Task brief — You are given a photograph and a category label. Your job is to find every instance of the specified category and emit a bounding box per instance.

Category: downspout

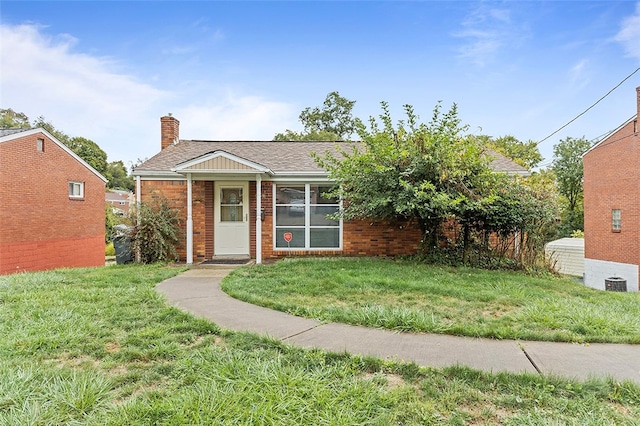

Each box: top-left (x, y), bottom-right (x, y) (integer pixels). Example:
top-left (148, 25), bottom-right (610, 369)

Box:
top-left (256, 175), bottom-right (262, 264)
top-left (186, 173), bottom-right (193, 264)
top-left (135, 176), bottom-right (141, 263)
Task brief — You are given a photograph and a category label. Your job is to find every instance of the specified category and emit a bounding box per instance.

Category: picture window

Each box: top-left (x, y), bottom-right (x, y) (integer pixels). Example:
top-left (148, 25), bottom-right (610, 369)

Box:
top-left (274, 183), bottom-right (341, 250)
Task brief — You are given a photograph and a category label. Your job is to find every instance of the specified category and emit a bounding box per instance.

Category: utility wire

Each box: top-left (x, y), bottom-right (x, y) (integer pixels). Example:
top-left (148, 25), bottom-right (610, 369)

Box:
top-left (536, 67), bottom-right (640, 146)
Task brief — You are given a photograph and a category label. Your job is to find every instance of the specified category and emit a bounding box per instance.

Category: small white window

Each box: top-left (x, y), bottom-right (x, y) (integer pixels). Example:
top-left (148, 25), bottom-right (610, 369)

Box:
top-left (612, 209), bottom-right (621, 232)
top-left (37, 138), bottom-right (44, 152)
top-left (69, 181), bottom-right (84, 198)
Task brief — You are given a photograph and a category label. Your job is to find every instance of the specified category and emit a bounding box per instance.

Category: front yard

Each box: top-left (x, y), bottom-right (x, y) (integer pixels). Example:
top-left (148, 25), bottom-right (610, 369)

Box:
top-left (222, 258), bottom-right (640, 344)
top-left (1, 264), bottom-right (639, 424)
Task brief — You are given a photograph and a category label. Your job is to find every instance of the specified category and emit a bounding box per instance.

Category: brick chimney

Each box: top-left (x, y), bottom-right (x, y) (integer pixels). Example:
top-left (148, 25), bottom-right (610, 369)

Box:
top-left (160, 114), bottom-right (180, 150)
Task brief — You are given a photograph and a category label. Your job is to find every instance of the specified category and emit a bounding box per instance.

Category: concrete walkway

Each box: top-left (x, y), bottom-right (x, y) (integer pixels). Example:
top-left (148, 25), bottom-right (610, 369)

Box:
top-left (156, 267), bottom-right (640, 384)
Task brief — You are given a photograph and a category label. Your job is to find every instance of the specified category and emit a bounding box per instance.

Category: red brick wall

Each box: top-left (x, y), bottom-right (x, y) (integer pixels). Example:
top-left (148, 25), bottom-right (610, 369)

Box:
top-left (0, 132), bottom-right (106, 274)
top-left (142, 179), bottom-right (426, 261)
top-left (583, 117), bottom-right (639, 269)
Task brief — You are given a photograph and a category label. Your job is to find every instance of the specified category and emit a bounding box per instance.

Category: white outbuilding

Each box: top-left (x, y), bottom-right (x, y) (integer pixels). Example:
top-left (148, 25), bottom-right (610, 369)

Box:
top-left (545, 238), bottom-right (585, 277)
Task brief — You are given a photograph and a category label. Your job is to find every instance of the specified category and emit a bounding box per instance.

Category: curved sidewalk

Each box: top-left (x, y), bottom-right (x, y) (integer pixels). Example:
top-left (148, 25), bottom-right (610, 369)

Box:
top-left (156, 267), bottom-right (640, 384)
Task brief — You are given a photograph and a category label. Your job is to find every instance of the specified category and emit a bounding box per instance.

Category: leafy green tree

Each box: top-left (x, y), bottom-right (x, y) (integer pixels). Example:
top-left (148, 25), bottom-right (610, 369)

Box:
top-left (67, 136), bottom-right (108, 176)
top-left (315, 101), bottom-right (491, 252)
top-left (105, 161), bottom-right (135, 191)
top-left (0, 108), bottom-right (30, 128)
top-left (552, 136), bottom-right (592, 234)
top-left (274, 91), bottom-right (361, 141)
top-left (32, 115), bottom-right (71, 145)
top-left (472, 135), bottom-right (542, 169)
top-left (488, 135), bottom-right (543, 169)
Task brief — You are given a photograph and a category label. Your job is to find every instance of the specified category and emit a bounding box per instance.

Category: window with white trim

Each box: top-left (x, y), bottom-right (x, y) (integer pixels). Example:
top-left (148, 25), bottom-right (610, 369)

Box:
top-left (612, 209), bottom-right (621, 232)
top-left (69, 181), bottom-right (84, 198)
top-left (274, 184), bottom-right (341, 249)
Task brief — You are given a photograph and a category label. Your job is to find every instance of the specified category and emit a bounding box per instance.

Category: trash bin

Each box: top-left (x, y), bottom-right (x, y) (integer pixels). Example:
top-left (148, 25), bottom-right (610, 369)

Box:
top-left (113, 225), bottom-right (134, 264)
top-left (605, 277), bottom-right (627, 292)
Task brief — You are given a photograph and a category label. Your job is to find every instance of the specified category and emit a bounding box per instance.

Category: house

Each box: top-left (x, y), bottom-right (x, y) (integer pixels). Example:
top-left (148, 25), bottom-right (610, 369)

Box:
top-left (132, 115), bottom-right (529, 264)
top-left (583, 86), bottom-right (640, 292)
top-left (0, 128), bottom-right (107, 274)
top-left (106, 189), bottom-right (134, 215)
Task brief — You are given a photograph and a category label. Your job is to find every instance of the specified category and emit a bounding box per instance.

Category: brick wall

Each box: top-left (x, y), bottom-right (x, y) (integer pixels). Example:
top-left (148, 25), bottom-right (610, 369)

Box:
top-left (583, 87), bottom-right (640, 288)
top-left (143, 179), bottom-right (426, 261)
top-left (0, 132), bottom-right (106, 274)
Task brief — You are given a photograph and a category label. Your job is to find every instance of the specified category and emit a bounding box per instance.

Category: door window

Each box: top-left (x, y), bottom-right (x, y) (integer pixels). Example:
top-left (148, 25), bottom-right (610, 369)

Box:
top-left (220, 187), bottom-right (243, 222)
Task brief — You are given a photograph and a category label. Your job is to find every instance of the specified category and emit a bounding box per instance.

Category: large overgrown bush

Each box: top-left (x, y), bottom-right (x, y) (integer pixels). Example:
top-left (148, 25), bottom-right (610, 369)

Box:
top-left (128, 197), bottom-right (182, 264)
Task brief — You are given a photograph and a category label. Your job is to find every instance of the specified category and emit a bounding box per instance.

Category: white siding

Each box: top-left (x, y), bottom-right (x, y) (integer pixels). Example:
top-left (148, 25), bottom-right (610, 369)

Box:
top-left (545, 238), bottom-right (584, 277)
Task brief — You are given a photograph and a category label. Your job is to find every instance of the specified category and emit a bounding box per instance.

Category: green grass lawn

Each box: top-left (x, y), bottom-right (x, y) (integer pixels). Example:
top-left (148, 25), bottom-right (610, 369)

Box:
top-left (1, 264), bottom-right (639, 424)
top-left (222, 258), bottom-right (640, 344)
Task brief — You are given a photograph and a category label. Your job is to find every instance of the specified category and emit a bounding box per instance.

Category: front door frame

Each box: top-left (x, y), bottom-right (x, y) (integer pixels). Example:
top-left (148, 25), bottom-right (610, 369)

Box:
top-left (214, 181), bottom-right (250, 256)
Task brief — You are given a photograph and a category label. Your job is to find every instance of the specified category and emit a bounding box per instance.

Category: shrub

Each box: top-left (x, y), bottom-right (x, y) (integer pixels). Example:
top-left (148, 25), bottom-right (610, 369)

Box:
top-left (128, 197), bottom-right (182, 264)
top-left (105, 242), bottom-right (115, 256)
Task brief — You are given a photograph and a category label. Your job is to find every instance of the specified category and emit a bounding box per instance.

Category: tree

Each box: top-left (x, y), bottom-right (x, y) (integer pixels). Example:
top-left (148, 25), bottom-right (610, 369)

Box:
top-left (552, 136), bottom-right (592, 234)
top-left (274, 91), bottom-right (361, 141)
top-left (67, 136), bottom-right (108, 176)
top-left (472, 134), bottom-right (542, 169)
top-left (0, 108), bottom-right (30, 128)
top-left (105, 161), bottom-right (135, 191)
top-left (32, 115), bottom-right (71, 145)
top-left (488, 135), bottom-right (543, 169)
top-left (315, 101), bottom-right (492, 252)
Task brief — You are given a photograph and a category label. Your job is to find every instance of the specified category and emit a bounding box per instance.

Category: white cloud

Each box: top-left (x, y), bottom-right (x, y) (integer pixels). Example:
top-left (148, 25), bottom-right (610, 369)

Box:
top-left (615, 2), bottom-right (640, 60)
top-left (0, 23), bottom-right (297, 166)
top-left (453, 4), bottom-right (527, 67)
top-left (0, 23), bottom-right (166, 162)
top-left (176, 93), bottom-right (295, 141)
top-left (568, 59), bottom-right (591, 89)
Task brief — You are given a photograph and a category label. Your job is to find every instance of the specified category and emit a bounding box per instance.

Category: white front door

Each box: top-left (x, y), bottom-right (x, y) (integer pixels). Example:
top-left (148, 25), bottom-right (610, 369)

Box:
top-left (214, 182), bottom-right (250, 256)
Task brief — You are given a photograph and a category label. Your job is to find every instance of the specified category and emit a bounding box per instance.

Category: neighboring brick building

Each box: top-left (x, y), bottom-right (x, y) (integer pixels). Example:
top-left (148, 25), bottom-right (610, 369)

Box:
top-left (106, 189), bottom-right (134, 215)
top-left (133, 115), bottom-right (528, 264)
top-left (583, 86), bottom-right (640, 291)
top-left (0, 128), bottom-right (107, 274)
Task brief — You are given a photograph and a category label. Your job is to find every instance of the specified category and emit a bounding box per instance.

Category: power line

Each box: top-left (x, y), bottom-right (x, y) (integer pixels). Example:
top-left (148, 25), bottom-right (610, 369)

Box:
top-left (536, 67), bottom-right (640, 146)
top-left (536, 126), bottom-right (628, 169)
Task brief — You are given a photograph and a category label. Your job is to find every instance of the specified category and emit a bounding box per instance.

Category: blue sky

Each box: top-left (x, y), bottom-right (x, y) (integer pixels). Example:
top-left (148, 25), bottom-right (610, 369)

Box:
top-left (2, 1), bottom-right (640, 169)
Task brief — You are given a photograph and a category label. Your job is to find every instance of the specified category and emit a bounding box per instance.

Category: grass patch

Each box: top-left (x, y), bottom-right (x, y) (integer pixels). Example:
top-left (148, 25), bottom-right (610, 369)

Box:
top-left (222, 258), bottom-right (640, 343)
top-left (1, 264), bottom-right (639, 424)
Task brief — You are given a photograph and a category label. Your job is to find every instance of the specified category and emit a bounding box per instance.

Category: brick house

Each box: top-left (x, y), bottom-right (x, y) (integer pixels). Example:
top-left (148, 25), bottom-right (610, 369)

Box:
top-left (583, 86), bottom-right (640, 292)
top-left (133, 115), bottom-right (528, 264)
top-left (106, 189), bottom-right (134, 215)
top-left (0, 128), bottom-right (107, 274)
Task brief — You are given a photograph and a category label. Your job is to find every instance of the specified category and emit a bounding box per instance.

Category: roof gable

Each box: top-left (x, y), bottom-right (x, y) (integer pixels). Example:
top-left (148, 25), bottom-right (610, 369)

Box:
top-left (173, 150), bottom-right (272, 174)
top-left (0, 128), bottom-right (108, 183)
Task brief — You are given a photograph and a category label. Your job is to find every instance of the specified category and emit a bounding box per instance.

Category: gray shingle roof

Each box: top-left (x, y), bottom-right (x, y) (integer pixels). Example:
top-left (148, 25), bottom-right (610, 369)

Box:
top-left (0, 128), bottom-right (32, 138)
top-left (135, 140), bottom-right (529, 175)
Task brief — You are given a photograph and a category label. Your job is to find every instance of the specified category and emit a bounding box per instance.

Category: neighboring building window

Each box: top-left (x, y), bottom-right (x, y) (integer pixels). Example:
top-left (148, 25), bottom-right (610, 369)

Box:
top-left (612, 209), bottom-right (621, 232)
top-left (69, 181), bottom-right (84, 198)
top-left (37, 138), bottom-right (44, 152)
top-left (274, 184), bottom-right (341, 249)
